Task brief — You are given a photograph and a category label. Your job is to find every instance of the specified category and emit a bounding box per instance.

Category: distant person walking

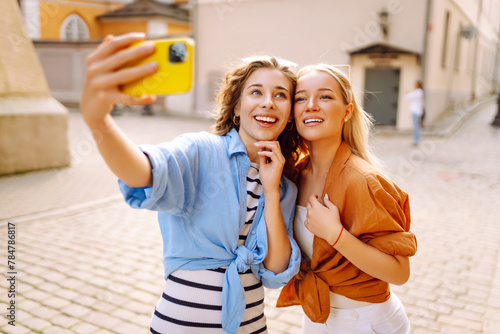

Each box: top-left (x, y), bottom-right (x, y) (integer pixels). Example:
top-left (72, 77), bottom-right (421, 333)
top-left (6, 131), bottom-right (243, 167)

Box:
top-left (405, 81), bottom-right (424, 145)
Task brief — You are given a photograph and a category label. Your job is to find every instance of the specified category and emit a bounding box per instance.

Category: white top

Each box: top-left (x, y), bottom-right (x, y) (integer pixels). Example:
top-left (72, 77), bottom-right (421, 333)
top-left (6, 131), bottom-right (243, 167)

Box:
top-left (405, 88), bottom-right (424, 116)
top-left (294, 205), bottom-right (314, 260)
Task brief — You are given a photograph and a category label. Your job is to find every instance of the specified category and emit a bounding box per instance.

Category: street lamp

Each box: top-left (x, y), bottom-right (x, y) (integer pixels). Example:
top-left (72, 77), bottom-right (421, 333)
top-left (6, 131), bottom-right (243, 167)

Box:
top-left (460, 25), bottom-right (477, 39)
top-left (378, 8), bottom-right (389, 39)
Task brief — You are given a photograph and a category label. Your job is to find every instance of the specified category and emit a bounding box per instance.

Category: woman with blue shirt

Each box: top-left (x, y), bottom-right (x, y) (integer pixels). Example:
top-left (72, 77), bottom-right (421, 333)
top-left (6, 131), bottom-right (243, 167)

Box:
top-left (80, 33), bottom-right (301, 334)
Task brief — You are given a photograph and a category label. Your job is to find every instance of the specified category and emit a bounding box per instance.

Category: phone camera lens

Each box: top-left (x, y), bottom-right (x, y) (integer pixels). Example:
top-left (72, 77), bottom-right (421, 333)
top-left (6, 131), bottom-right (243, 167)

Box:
top-left (169, 42), bottom-right (187, 63)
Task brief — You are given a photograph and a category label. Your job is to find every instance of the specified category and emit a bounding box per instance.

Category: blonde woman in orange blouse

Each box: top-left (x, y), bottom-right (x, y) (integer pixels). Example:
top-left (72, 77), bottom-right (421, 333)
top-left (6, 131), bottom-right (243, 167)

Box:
top-left (277, 65), bottom-right (417, 334)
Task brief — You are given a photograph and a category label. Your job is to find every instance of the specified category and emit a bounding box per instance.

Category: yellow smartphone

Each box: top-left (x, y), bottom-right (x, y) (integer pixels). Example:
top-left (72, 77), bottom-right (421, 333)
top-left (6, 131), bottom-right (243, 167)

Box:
top-left (121, 37), bottom-right (194, 96)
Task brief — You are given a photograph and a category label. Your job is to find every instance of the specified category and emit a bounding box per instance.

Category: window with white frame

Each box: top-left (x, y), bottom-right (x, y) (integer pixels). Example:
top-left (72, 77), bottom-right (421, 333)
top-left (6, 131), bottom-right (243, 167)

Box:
top-left (441, 11), bottom-right (450, 68)
top-left (60, 13), bottom-right (89, 41)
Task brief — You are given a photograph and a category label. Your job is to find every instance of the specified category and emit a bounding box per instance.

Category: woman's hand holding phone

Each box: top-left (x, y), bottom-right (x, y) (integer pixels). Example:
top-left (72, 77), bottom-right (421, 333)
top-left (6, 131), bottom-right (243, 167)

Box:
top-left (80, 33), bottom-right (159, 128)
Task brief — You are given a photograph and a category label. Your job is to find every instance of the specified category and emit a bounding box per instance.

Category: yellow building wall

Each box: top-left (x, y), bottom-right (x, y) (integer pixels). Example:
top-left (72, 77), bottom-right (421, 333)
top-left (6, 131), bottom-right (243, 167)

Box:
top-left (100, 20), bottom-right (191, 37)
top-left (100, 20), bottom-right (148, 37)
top-left (39, 0), bottom-right (123, 39)
top-left (38, 0), bottom-right (190, 40)
top-left (168, 21), bottom-right (191, 34)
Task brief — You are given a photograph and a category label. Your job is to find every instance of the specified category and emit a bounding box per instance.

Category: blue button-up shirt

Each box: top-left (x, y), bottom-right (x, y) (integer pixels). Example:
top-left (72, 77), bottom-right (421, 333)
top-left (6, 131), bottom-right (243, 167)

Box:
top-left (119, 129), bottom-right (300, 334)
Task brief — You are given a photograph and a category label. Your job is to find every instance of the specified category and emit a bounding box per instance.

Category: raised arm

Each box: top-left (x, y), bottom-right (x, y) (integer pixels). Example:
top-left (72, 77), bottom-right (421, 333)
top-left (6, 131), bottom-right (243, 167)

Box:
top-left (306, 194), bottom-right (411, 285)
top-left (80, 33), bottom-right (159, 187)
top-left (255, 141), bottom-right (292, 274)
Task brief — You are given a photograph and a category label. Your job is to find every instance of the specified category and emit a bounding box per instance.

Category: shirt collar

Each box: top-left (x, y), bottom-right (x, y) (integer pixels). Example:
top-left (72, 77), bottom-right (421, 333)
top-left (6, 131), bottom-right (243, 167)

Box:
top-left (296, 141), bottom-right (352, 172)
top-left (296, 141), bottom-right (352, 189)
top-left (331, 141), bottom-right (352, 169)
top-left (226, 128), bottom-right (248, 157)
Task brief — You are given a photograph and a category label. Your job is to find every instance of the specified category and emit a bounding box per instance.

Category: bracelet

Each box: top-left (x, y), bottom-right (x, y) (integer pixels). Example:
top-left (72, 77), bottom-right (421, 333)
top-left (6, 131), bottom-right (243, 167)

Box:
top-left (331, 226), bottom-right (344, 248)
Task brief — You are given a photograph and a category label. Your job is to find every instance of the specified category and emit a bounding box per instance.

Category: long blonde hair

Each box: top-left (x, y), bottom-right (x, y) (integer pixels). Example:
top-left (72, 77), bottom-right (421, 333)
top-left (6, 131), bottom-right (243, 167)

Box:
top-left (211, 56), bottom-right (300, 180)
top-left (297, 64), bottom-right (379, 168)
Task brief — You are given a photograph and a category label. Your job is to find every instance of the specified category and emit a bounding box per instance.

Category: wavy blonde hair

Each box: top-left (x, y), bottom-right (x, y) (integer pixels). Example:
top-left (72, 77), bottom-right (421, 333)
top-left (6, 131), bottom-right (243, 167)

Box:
top-left (296, 64), bottom-right (379, 168)
top-left (211, 56), bottom-right (300, 180)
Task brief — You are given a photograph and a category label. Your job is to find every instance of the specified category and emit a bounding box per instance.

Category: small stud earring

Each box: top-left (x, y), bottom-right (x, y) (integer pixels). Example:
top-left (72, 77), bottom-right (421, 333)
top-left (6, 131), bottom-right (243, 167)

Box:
top-left (344, 118), bottom-right (348, 122)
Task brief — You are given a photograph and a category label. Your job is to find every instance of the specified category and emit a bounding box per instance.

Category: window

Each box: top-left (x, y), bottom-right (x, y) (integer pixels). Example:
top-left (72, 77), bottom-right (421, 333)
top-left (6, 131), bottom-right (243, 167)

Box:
top-left (441, 11), bottom-right (450, 68)
top-left (455, 23), bottom-right (462, 72)
top-left (482, 47), bottom-right (495, 80)
top-left (60, 14), bottom-right (89, 41)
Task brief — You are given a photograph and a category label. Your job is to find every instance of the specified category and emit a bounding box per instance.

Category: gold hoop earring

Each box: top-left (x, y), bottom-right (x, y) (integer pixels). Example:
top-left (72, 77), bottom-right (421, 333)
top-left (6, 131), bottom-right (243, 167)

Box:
top-left (286, 121), bottom-right (293, 131)
top-left (233, 115), bottom-right (240, 126)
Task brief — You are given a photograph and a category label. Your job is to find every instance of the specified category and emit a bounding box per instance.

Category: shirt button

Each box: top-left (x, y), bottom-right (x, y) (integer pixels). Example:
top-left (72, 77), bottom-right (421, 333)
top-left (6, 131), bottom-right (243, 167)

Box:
top-left (350, 311), bottom-right (359, 320)
top-left (251, 231), bottom-right (255, 235)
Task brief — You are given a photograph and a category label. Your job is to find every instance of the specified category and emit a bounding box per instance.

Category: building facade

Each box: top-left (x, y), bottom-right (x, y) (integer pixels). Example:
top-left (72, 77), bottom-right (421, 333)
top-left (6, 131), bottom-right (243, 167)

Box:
top-left (16, 0), bottom-right (500, 123)
top-left (19, 0), bottom-right (190, 40)
top-left (18, 0), bottom-right (192, 105)
top-left (192, 0), bottom-right (500, 130)
top-left (20, 0), bottom-right (126, 40)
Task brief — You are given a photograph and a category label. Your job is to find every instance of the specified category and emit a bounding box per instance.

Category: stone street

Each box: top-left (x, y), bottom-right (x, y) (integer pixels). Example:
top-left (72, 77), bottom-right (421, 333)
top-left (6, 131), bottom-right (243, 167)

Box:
top-left (1, 99), bottom-right (499, 333)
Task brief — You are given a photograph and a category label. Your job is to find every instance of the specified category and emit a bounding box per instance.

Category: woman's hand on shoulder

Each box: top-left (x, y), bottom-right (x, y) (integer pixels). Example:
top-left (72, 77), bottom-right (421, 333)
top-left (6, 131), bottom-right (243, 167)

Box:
top-left (305, 194), bottom-right (343, 245)
top-left (80, 33), bottom-right (158, 128)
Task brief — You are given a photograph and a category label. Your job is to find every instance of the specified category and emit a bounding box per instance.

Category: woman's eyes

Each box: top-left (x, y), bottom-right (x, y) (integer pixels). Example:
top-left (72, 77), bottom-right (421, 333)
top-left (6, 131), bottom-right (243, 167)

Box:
top-left (319, 95), bottom-right (333, 100)
top-left (294, 95), bottom-right (333, 102)
top-left (250, 90), bottom-right (288, 99)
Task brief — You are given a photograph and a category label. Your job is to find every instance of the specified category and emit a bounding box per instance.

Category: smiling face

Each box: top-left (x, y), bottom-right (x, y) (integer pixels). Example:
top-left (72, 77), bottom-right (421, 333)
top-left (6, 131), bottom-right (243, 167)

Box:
top-left (234, 68), bottom-right (293, 146)
top-left (294, 70), bottom-right (353, 144)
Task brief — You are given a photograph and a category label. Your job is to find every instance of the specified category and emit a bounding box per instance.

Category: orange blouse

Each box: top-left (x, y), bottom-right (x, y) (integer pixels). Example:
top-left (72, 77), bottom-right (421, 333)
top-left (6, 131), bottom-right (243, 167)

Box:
top-left (276, 142), bottom-right (417, 323)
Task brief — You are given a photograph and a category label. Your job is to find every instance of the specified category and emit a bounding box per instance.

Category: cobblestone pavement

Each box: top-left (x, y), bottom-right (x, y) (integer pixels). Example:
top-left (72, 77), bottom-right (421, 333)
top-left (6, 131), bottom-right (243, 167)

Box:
top-left (1, 100), bottom-right (499, 334)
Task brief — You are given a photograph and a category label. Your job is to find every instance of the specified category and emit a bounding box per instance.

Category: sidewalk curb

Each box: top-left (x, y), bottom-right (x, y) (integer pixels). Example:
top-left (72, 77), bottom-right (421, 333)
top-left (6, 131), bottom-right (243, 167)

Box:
top-left (373, 94), bottom-right (497, 138)
top-left (429, 94), bottom-right (498, 137)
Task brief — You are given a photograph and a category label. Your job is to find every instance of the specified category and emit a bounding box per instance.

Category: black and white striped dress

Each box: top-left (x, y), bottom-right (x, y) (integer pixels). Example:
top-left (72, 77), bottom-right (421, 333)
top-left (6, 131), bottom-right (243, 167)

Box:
top-left (150, 163), bottom-right (267, 334)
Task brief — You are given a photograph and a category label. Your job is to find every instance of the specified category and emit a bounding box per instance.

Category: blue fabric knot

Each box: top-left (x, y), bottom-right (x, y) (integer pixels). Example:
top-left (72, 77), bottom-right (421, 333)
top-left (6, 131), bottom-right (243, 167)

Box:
top-left (234, 245), bottom-right (254, 272)
top-left (221, 245), bottom-right (258, 334)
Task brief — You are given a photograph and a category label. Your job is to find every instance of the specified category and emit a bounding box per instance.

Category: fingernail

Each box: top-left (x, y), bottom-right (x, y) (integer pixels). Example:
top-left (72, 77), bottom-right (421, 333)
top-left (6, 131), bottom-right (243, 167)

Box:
top-left (315, 195), bottom-right (318, 199)
top-left (325, 194), bottom-right (329, 200)
top-left (147, 61), bottom-right (158, 69)
top-left (143, 42), bottom-right (155, 51)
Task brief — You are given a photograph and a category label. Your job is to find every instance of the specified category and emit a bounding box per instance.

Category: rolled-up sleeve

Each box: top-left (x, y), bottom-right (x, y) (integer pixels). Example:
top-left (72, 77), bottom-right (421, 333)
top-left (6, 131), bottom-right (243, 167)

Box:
top-left (366, 187), bottom-right (417, 257)
top-left (259, 240), bottom-right (301, 288)
top-left (347, 174), bottom-right (417, 257)
top-left (259, 179), bottom-right (301, 288)
top-left (118, 135), bottom-right (200, 216)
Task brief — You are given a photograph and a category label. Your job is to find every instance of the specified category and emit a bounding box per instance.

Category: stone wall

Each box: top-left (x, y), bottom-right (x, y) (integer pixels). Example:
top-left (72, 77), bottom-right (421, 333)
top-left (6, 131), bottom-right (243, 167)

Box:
top-left (0, 0), bottom-right (69, 175)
